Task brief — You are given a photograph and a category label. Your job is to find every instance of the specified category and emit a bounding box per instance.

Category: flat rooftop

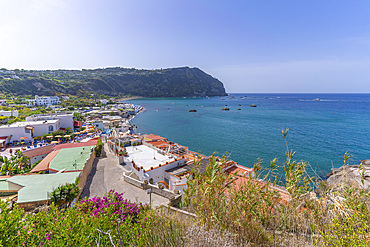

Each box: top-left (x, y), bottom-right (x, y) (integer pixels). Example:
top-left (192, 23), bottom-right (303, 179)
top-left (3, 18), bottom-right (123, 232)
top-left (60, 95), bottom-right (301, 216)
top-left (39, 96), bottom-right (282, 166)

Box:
top-left (125, 145), bottom-right (174, 170)
top-left (49, 146), bottom-right (94, 171)
top-left (0, 180), bottom-right (9, 190)
top-left (7, 172), bottom-right (80, 203)
top-left (0, 119), bottom-right (59, 128)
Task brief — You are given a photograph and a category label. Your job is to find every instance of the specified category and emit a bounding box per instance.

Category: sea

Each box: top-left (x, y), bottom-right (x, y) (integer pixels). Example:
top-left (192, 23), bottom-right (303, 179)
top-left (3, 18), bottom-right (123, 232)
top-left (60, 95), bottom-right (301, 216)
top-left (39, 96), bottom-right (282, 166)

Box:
top-left (128, 93), bottom-right (370, 178)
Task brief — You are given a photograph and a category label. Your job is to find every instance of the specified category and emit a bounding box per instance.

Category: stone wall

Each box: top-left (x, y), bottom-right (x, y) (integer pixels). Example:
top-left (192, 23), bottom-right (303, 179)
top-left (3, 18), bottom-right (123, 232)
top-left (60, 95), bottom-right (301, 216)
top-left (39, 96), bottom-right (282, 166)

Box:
top-left (18, 199), bottom-right (49, 211)
top-left (77, 147), bottom-right (96, 198)
top-left (123, 174), bottom-right (179, 199)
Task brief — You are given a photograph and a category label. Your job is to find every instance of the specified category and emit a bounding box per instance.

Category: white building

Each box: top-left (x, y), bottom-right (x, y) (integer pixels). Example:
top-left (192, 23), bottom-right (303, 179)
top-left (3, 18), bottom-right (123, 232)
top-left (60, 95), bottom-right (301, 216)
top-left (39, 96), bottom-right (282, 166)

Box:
top-left (25, 112), bottom-right (74, 129)
top-left (91, 120), bottom-right (105, 130)
top-left (0, 110), bottom-right (18, 117)
top-left (26, 95), bottom-right (61, 106)
top-left (0, 120), bottom-right (60, 142)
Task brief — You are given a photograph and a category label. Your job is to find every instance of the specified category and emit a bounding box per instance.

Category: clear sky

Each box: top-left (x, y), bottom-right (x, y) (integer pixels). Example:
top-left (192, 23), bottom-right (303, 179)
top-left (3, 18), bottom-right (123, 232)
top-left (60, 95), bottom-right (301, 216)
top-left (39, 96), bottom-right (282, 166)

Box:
top-left (1, 0), bottom-right (370, 93)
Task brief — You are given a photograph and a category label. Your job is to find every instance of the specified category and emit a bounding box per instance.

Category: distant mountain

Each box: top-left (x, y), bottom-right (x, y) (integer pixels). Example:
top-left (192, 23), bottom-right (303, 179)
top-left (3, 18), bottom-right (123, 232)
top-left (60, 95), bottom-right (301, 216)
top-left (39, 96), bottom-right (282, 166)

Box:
top-left (0, 67), bottom-right (228, 97)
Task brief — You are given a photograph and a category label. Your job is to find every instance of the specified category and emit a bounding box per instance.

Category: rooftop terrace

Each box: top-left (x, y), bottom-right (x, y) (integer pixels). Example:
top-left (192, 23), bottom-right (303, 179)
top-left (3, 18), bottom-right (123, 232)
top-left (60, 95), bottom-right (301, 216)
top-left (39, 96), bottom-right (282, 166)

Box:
top-left (125, 145), bottom-right (174, 170)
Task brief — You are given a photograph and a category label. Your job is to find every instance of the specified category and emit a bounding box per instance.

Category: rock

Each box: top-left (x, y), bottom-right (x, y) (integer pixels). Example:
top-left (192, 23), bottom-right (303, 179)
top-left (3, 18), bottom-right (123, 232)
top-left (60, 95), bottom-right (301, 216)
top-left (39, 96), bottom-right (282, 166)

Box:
top-left (326, 164), bottom-right (370, 191)
top-left (250, 104), bottom-right (257, 107)
top-left (238, 108), bottom-right (241, 110)
top-left (189, 109), bottom-right (197, 112)
top-left (361, 159), bottom-right (370, 165)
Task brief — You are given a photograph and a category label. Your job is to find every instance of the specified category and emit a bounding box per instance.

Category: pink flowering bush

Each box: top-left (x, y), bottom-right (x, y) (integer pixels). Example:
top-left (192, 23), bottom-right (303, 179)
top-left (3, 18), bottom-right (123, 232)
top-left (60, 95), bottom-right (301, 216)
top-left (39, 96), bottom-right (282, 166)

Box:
top-left (5, 190), bottom-right (147, 246)
top-left (77, 190), bottom-right (141, 221)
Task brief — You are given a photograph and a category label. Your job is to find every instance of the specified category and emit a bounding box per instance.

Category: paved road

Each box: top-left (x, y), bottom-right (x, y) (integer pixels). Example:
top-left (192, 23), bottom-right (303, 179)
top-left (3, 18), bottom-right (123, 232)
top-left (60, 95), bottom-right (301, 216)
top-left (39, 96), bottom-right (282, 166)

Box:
top-left (81, 144), bottom-right (169, 207)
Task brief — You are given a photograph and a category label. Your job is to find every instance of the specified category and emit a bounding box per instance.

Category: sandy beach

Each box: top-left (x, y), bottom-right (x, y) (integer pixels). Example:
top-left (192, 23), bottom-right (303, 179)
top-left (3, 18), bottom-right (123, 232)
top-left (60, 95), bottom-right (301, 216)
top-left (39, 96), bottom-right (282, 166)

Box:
top-left (118, 96), bottom-right (144, 102)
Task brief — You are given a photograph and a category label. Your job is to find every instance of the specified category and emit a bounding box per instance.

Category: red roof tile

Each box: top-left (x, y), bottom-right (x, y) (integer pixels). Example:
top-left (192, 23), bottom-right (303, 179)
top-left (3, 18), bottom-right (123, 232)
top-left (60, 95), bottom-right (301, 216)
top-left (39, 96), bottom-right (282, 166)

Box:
top-left (22, 145), bottom-right (55, 158)
top-left (53, 138), bottom-right (99, 151)
top-left (30, 150), bottom-right (60, 173)
top-left (144, 134), bottom-right (167, 141)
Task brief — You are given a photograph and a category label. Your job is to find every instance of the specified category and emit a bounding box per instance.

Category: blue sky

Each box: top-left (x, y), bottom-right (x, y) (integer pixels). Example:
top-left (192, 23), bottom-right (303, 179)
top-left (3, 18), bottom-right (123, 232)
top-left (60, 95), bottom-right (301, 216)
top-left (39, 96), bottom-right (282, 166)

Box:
top-left (1, 0), bottom-right (370, 93)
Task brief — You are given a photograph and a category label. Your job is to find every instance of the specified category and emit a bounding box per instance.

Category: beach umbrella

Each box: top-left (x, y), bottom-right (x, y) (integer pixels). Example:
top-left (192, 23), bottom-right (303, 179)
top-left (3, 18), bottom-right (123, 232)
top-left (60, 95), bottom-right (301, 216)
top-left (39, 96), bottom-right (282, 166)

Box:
top-left (64, 135), bottom-right (71, 138)
top-left (87, 133), bottom-right (94, 136)
top-left (46, 136), bottom-right (53, 138)
top-left (75, 132), bottom-right (80, 134)
top-left (55, 135), bottom-right (62, 138)
top-left (51, 141), bottom-right (59, 144)
top-left (20, 137), bottom-right (28, 140)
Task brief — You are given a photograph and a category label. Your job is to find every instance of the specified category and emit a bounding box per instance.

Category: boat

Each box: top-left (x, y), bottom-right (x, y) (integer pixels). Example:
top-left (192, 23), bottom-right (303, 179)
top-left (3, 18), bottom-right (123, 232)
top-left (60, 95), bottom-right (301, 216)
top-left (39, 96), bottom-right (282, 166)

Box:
top-left (221, 98), bottom-right (225, 100)
top-left (313, 98), bottom-right (320, 101)
top-left (241, 97), bottom-right (246, 100)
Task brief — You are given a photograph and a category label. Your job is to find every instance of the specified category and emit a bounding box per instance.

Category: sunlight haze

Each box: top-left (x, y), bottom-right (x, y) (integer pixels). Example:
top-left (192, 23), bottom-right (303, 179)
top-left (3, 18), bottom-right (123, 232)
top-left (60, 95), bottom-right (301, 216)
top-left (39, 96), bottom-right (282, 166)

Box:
top-left (1, 0), bottom-right (370, 93)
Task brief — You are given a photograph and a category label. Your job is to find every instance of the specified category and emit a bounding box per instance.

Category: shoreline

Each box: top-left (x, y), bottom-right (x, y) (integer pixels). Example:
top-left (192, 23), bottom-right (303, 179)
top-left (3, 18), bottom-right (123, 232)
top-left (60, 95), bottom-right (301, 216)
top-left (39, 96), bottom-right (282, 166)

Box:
top-left (118, 96), bottom-right (144, 101)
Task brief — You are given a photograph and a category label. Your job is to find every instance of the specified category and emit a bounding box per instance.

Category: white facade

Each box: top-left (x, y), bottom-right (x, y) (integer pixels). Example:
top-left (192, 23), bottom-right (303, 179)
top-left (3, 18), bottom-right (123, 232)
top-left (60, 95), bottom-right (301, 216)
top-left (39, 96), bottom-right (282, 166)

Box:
top-left (25, 113), bottom-right (73, 129)
top-left (91, 121), bottom-right (105, 130)
top-left (26, 95), bottom-right (61, 106)
top-left (0, 110), bottom-right (18, 117)
top-left (0, 120), bottom-right (60, 142)
top-left (121, 145), bottom-right (186, 185)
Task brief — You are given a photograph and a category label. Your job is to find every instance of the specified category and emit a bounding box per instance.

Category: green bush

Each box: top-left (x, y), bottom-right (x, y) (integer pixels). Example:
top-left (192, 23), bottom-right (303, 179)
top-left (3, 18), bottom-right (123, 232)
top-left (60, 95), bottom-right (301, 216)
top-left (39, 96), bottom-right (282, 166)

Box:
top-left (95, 138), bottom-right (103, 157)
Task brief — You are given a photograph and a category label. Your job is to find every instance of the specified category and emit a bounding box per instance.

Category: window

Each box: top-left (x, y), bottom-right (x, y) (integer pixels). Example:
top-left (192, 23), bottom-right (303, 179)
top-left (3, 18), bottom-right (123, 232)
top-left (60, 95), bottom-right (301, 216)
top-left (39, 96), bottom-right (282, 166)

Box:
top-left (49, 125), bottom-right (53, 132)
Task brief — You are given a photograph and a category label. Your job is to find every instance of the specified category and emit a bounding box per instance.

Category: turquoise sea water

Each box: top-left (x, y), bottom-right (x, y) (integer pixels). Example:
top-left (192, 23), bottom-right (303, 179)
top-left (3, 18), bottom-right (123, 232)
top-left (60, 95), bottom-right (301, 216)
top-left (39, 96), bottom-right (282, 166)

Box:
top-left (129, 94), bottom-right (370, 177)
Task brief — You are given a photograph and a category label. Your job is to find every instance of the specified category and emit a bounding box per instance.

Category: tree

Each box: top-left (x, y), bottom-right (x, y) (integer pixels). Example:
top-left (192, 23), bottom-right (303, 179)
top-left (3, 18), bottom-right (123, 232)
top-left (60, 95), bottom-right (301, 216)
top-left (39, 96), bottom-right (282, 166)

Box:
top-left (50, 181), bottom-right (80, 209)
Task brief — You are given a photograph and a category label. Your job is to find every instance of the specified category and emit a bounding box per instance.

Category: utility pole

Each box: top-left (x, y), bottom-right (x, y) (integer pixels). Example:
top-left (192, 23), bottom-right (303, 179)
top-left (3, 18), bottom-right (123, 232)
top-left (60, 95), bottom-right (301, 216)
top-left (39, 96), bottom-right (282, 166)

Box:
top-left (146, 189), bottom-right (152, 209)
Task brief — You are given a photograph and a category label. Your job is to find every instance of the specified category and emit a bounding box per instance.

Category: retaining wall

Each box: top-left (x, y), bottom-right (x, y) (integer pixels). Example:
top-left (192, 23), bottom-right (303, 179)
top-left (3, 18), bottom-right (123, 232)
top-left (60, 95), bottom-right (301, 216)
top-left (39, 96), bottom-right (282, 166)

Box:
top-left (123, 174), bottom-right (179, 199)
top-left (77, 147), bottom-right (97, 198)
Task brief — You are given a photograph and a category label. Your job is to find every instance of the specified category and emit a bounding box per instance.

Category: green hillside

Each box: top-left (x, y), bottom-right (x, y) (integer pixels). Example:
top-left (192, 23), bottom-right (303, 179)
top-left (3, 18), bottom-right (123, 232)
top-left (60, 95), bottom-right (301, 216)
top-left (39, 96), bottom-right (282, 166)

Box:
top-left (0, 67), bottom-right (228, 97)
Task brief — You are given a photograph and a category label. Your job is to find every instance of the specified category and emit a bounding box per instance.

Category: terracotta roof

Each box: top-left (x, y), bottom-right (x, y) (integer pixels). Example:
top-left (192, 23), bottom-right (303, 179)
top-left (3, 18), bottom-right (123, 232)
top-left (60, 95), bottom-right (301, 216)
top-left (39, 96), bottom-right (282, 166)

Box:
top-left (147, 140), bottom-right (167, 145)
top-left (225, 165), bottom-right (253, 176)
top-left (53, 138), bottom-right (99, 151)
top-left (22, 145), bottom-right (55, 158)
top-left (30, 150), bottom-right (60, 173)
top-left (144, 134), bottom-right (167, 141)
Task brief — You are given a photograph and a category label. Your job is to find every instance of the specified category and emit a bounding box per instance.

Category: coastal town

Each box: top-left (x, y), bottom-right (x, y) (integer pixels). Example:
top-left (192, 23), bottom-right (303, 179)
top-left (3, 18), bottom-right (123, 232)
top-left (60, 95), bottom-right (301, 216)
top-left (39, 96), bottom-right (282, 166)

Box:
top-left (2, 92), bottom-right (368, 246)
top-left (1, 94), bottom-right (287, 211)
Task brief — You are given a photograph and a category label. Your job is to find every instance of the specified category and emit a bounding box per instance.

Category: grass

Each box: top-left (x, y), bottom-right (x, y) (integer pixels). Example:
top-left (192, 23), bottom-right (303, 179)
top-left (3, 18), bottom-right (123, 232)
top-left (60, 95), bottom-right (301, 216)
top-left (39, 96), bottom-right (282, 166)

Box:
top-left (2, 128), bottom-right (369, 246)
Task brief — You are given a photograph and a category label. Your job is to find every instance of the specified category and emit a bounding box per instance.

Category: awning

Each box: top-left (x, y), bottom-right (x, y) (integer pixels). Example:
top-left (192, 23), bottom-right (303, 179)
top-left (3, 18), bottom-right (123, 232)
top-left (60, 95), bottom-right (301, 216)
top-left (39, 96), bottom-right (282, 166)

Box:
top-left (25, 126), bottom-right (34, 130)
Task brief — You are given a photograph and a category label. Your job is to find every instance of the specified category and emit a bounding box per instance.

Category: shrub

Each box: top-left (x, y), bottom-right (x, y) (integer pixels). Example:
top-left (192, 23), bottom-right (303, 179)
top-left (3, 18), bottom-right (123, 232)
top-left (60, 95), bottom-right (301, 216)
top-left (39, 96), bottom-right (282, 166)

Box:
top-left (50, 182), bottom-right (80, 209)
top-left (18, 190), bottom-right (145, 246)
top-left (95, 138), bottom-right (103, 157)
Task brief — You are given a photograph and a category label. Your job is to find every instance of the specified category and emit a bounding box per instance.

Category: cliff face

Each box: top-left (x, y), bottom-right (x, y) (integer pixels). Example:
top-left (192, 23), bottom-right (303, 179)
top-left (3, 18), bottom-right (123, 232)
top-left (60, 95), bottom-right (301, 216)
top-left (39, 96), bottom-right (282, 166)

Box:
top-left (0, 67), bottom-right (228, 97)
